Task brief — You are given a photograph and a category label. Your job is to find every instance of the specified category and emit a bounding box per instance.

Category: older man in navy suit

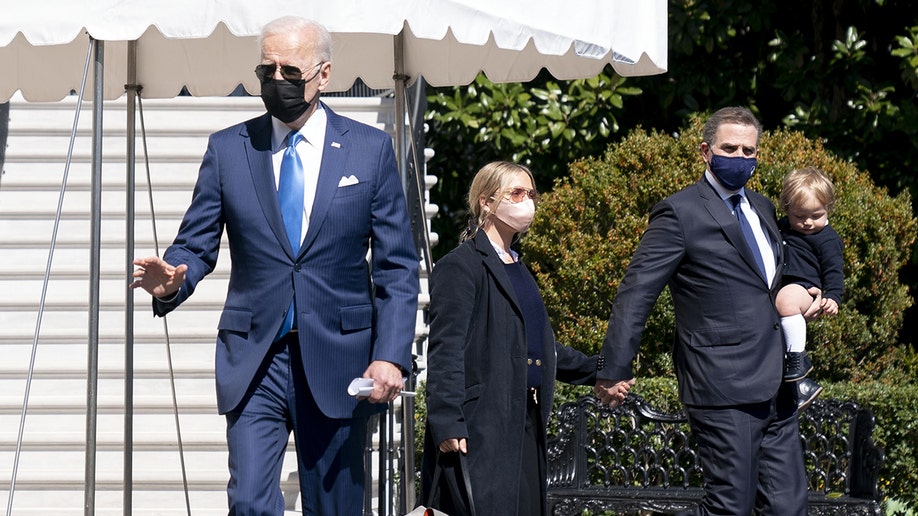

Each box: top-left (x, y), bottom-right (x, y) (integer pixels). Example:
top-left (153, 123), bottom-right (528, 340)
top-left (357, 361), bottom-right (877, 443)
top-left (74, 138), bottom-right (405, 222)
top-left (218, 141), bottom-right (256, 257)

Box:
top-left (595, 107), bottom-right (822, 515)
top-left (131, 16), bottom-right (419, 515)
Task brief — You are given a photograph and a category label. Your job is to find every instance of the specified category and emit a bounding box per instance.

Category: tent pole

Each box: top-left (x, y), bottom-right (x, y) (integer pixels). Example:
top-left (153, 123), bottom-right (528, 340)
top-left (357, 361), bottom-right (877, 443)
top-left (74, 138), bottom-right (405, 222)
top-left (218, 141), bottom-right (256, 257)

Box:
top-left (124, 40), bottom-right (138, 516)
top-left (394, 31), bottom-right (408, 189)
top-left (84, 37), bottom-right (103, 516)
top-left (393, 29), bottom-right (424, 514)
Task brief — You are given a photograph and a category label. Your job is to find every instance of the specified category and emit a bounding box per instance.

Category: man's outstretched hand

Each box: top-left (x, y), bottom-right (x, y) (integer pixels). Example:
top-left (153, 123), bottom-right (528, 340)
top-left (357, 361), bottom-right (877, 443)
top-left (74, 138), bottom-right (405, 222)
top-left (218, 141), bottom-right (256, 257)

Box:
top-left (130, 256), bottom-right (187, 298)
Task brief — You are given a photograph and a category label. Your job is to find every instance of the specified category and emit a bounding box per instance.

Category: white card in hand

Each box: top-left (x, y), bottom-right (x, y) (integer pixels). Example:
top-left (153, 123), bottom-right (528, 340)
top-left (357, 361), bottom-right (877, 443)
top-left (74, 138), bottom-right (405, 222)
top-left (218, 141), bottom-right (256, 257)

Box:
top-left (347, 377), bottom-right (416, 397)
top-left (347, 378), bottom-right (375, 397)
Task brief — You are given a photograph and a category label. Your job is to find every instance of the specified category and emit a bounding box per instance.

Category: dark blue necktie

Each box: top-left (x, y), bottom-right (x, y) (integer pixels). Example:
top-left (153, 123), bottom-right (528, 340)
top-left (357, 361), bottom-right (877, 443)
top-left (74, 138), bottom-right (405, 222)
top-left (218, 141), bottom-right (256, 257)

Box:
top-left (730, 194), bottom-right (768, 280)
top-left (276, 130), bottom-right (304, 339)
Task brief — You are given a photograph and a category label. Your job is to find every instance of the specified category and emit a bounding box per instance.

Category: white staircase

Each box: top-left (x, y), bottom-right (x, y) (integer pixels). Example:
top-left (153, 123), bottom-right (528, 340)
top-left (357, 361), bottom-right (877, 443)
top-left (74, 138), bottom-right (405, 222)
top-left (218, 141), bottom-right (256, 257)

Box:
top-left (0, 93), bottom-right (434, 515)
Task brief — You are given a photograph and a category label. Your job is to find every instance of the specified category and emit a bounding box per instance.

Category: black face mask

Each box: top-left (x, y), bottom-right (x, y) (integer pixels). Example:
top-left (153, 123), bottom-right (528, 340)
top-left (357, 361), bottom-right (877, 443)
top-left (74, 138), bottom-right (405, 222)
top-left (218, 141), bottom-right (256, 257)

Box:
top-left (260, 79), bottom-right (311, 123)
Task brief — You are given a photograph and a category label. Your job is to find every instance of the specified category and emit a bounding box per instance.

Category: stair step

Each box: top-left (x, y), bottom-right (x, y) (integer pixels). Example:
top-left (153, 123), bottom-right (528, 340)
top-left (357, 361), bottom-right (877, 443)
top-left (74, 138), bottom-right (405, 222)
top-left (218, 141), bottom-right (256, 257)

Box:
top-left (0, 306), bottom-right (222, 331)
top-left (2, 490), bottom-right (240, 516)
top-left (0, 342), bottom-right (215, 375)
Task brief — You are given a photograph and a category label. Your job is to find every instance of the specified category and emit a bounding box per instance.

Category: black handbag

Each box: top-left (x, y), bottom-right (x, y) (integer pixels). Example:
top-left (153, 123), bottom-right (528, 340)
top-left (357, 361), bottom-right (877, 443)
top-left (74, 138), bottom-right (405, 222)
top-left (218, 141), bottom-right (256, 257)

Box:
top-left (410, 451), bottom-right (477, 516)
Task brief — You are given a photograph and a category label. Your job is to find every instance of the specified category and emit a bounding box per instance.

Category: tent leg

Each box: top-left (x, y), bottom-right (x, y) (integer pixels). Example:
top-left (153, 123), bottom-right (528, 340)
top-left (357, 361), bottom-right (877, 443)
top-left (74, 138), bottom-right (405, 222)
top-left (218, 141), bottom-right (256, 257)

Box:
top-left (124, 40), bottom-right (138, 516)
top-left (84, 37), bottom-right (103, 516)
top-left (392, 30), bottom-right (431, 515)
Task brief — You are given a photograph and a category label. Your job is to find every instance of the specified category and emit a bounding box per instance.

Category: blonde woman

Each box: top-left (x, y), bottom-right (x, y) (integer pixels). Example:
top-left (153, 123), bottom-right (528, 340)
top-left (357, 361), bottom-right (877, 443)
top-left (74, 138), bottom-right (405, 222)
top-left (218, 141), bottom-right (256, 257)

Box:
top-left (420, 161), bottom-right (628, 515)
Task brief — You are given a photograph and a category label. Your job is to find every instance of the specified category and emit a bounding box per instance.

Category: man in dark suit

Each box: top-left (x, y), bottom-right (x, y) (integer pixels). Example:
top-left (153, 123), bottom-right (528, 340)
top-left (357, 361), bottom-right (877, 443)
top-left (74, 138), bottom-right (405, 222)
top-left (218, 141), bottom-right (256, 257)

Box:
top-left (131, 16), bottom-right (419, 515)
top-left (594, 107), bottom-right (822, 515)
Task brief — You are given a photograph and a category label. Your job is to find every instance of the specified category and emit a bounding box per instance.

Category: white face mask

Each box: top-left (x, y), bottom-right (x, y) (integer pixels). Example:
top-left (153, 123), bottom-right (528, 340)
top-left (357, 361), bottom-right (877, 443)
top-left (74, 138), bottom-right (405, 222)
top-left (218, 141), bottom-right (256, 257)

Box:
top-left (493, 198), bottom-right (535, 233)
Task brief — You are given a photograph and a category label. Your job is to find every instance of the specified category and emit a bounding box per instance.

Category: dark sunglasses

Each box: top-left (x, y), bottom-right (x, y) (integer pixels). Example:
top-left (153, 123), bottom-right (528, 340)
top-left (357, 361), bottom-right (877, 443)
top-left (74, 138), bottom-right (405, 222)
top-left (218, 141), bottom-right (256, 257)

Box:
top-left (254, 62), bottom-right (324, 83)
top-left (505, 187), bottom-right (540, 203)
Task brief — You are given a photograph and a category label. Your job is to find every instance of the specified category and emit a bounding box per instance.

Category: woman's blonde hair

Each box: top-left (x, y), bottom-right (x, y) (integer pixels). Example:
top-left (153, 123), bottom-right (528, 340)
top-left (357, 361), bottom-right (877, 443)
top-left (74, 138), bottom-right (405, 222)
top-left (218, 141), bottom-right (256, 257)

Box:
top-left (460, 161), bottom-right (536, 242)
top-left (780, 166), bottom-right (836, 214)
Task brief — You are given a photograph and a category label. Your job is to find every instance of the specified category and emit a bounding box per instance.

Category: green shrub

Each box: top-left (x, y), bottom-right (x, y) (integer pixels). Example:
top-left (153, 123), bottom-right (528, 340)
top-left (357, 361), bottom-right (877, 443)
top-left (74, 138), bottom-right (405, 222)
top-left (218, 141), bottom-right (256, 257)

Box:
top-left (412, 384), bottom-right (427, 495)
top-left (523, 114), bottom-right (917, 382)
top-left (823, 379), bottom-right (918, 511)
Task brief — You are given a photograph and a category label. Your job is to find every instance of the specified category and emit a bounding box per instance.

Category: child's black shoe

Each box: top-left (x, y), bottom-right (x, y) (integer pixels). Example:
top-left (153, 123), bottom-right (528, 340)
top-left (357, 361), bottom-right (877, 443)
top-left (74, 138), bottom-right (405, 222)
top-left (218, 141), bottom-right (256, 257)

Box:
top-left (784, 351), bottom-right (813, 382)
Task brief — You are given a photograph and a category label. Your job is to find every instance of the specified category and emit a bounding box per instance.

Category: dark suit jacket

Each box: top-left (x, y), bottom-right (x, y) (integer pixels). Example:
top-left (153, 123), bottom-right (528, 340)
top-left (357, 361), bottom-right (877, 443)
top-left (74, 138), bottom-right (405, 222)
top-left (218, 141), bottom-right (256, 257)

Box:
top-left (422, 232), bottom-right (596, 514)
top-left (153, 103), bottom-right (419, 418)
top-left (599, 178), bottom-right (785, 406)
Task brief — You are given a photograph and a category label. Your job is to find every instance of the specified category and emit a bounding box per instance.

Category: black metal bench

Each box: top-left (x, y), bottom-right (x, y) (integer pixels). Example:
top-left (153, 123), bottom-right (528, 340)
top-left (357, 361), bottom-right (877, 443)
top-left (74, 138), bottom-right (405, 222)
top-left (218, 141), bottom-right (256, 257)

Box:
top-left (546, 394), bottom-right (885, 515)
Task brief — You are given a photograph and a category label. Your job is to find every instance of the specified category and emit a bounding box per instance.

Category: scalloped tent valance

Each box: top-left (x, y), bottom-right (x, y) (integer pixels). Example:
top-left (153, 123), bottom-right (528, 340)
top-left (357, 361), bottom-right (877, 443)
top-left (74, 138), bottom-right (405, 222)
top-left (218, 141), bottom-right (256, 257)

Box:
top-left (0, 0), bottom-right (667, 102)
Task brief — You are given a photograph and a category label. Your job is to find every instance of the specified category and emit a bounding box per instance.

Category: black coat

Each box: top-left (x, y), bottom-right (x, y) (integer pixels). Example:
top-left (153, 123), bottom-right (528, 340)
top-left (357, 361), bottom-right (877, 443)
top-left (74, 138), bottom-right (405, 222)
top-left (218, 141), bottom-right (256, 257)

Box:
top-left (421, 231), bottom-right (597, 515)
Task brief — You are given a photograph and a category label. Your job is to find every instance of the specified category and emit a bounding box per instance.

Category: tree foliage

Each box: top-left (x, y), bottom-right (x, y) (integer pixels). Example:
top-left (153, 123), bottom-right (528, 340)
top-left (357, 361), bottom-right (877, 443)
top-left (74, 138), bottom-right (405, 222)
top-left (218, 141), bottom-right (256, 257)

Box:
top-left (425, 71), bottom-right (640, 257)
top-left (621, 0), bottom-right (918, 342)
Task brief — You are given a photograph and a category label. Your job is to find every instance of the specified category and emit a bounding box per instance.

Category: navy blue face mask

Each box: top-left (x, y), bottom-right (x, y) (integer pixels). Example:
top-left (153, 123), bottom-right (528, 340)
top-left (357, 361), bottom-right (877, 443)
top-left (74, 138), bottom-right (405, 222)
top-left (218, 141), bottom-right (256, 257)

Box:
top-left (709, 154), bottom-right (757, 191)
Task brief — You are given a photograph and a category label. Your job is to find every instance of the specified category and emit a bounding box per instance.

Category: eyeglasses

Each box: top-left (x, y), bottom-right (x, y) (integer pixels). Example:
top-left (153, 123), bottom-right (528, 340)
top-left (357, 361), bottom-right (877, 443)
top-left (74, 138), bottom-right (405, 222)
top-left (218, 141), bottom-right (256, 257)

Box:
top-left (255, 62), bottom-right (324, 83)
top-left (504, 187), bottom-right (540, 203)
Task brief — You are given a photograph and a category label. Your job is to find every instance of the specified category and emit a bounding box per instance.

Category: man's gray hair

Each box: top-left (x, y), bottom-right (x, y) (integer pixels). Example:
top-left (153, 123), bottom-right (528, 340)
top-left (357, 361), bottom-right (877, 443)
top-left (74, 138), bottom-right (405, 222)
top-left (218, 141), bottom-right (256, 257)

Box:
top-left (259, 16), bottom-right (332, 63)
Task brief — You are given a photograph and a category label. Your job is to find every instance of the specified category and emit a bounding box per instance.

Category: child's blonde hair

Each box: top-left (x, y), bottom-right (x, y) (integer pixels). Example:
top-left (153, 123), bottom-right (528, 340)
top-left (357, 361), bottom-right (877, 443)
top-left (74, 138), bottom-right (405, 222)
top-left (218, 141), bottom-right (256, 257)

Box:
top-left (780, 167), bottom-right (836, 214)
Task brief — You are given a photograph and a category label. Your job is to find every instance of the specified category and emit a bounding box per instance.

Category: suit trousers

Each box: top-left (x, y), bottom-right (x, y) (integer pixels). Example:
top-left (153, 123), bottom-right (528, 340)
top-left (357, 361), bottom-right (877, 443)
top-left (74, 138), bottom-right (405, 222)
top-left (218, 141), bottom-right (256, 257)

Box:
top-left (225, 333), bottom-right (368, 515)
top-left (681, 382), bottom-right (807, 516)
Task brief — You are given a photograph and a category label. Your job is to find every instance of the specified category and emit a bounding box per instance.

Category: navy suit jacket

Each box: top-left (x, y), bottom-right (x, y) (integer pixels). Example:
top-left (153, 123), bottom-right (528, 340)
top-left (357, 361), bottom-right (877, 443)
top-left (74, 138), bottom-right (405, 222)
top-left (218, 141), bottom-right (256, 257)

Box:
top-left (599, 178), bottom-right (786, 406)
top-left (153, 103), bottom-right (419, 418)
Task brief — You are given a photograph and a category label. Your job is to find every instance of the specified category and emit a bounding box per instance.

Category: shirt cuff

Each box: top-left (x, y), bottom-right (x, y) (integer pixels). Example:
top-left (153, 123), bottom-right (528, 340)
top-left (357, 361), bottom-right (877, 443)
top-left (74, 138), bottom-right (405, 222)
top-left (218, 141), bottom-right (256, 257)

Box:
top-left (155, 289), bottom-right (180, 303)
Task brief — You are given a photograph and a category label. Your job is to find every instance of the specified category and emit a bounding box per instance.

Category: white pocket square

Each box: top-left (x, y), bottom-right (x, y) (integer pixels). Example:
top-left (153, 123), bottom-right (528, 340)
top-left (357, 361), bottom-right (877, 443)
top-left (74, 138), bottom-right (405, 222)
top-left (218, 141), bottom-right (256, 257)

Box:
top-left (338, 175), bottom-right (359, 187)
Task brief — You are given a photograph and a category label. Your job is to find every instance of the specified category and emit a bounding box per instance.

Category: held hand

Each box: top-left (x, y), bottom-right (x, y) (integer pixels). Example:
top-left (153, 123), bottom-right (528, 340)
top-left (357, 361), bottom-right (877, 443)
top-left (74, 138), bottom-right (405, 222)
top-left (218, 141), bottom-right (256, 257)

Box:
top-left (438, 438), bottom-right (468, 454)
top-left (821, 298), bottom-right (839, 317)
top-left (361, 361), bottom-right (405, 404)
top-left (803, 287), bottom-right (824, 321)
top-left (594, 378), bottom-right (635, 407)
top-left (130, 256), bottom-right (187, 298)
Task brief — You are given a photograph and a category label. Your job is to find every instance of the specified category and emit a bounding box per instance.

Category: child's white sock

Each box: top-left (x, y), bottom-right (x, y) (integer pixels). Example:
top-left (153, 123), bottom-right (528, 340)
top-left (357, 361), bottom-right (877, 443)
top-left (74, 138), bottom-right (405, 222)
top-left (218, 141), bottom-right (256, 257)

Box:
top-left (781, 314), bottom-right (807, 353)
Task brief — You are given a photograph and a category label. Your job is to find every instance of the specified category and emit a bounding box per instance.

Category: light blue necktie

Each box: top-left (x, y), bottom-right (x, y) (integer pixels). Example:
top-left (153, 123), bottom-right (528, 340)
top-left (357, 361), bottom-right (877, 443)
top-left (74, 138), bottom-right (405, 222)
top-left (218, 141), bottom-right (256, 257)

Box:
top-left (730, 194), bottom-right (767, 281)
top-left (276, 130), bottom-right (304, 340)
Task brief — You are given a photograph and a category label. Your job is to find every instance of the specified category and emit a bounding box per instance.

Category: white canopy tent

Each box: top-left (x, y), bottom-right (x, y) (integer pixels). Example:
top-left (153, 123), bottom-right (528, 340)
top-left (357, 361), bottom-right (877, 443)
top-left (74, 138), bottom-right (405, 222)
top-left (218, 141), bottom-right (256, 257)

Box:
top-left (0, 0), bottom-right (666, 101)
top-left (0, 1), bottom-right (667, 513)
